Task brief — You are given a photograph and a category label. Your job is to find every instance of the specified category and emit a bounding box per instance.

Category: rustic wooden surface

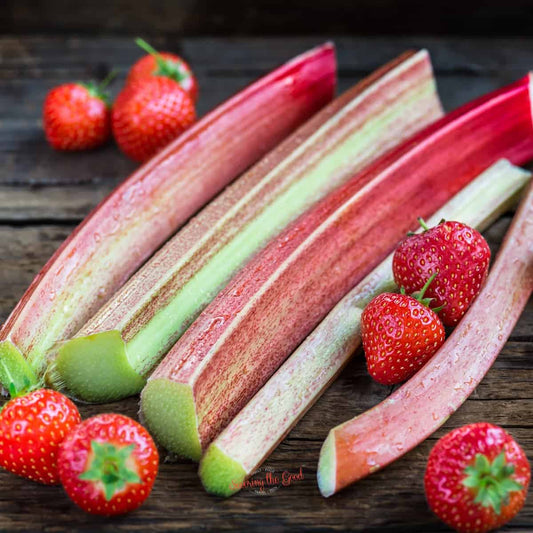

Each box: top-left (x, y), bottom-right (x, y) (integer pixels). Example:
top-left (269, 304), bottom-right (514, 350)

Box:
top-left (0, 36), bottom-right (532, 532)
top-left (3, 0), bottom-right (533, 36)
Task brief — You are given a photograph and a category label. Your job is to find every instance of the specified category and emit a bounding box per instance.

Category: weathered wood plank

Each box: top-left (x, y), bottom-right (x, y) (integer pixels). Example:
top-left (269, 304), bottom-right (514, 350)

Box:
top-left (3, 1), bottom-right (533, 37)
top-left (0, 185), bottom-right (114, 221)
top-left (3, 36), bottom-right (533, 76)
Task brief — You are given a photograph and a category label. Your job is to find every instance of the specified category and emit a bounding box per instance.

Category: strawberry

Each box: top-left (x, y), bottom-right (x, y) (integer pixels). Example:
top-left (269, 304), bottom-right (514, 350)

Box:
top-left (393, 219), bottom-right (491, 326)
top-left (112, 76), bottom-right (196, 162)
top-left (425, 423), bottom-right (530, 533)
top-left (0, 389), bottom-right (81, 484)
top-left (58, 413), bottom-right (159, 516)
top-left (361, 275), bottom-right (445, 385)
top-left (43, 77), bottom-right (113, 151)
top-left (127, 38), bottom-right (198, 102)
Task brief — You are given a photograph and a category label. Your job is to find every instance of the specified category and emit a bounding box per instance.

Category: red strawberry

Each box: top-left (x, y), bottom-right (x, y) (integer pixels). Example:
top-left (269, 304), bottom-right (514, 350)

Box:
top-left (361, 276), bottom-right (445, 385)
top-left (112, 76), bottom-right (196, 162)
top-left (425, 423), bottom-right (530, 533)
top-left (127, 38), bottom-right (198, 102)
top-left (58, 413), bottom-right (159, 516)
top-left (393, 219), bottom-right (491, 326)
top-left (0, 389), bottom-right (81, 484)
top-left (43, 79), bottom-right (113, 151)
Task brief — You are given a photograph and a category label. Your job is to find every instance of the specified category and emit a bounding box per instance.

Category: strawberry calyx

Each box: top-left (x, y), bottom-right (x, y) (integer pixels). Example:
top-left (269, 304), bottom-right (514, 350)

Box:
top-left (400, 272), bottom-right (443, 312)
top-left (79, 71), bottom-right (116, 108)
top-left (463, 452), bottom-right (524, 515)
top-left (135, 38), bottom-right (190, 85)
top-left (79, 441), bottom-right (141, 501)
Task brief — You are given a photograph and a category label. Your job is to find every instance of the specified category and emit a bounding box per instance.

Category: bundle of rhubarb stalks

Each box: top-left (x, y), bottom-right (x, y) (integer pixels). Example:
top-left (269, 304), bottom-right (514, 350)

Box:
top-left (1, 42), bottom-right (532, 529)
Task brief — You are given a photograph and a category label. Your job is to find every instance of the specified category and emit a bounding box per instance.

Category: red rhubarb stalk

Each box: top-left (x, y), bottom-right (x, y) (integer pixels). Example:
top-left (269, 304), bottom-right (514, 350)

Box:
top-left (317, 181), bottom-right (533, 497)
top-left (0, 44), bottom-right (335, 390)
top-left (141, 75), bottom-right (533, 461)
top-left (197, 159), bottom-right (530, 497)
top-left (53, 49), bottom-right (442, 402)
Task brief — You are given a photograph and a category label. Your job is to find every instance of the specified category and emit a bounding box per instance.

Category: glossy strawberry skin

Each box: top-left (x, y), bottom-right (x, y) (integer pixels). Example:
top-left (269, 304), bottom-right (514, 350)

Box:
top-left (361, 292), bottom-right (445, 385)
top-left (0, 389), bottom-right (81, 485)
top-left (112, 77), bottom-right (196, 162)
top-left (43, 83), bottom-right (111, 151)
top-left (127, 52), bottom-right (199, 102)
top-left (58, 413), bottom-right (159, 516)
top-left (393, 221), bottom-right (491, 326)
top-left (425, 423), bottom-right (530, 533)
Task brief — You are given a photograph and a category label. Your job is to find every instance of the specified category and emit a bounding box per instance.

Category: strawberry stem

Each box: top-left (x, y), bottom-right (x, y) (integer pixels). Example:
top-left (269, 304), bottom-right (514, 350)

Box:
top-left (80, 71), bottom-right (116, 108)
top-left (417, 217), bottom-right (430, 231)
top-left (98, 70), bottom-right (117, 91)
top-left (463, 452), bottom-right (523, 515)
top-left (135, 37), bottom-right (160, 57)
top-left (134, 37), bottom-right (188, 85)
top-left (79, 441), bottom-right (141, 501)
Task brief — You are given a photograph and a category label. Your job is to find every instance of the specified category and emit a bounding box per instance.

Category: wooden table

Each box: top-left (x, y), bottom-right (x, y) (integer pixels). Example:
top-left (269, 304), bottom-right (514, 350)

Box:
top-left (0, 36), bottom-right (532, 532)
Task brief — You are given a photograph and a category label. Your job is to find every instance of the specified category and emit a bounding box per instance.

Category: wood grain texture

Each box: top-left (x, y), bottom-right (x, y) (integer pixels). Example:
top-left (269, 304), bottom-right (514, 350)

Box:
top-left (0, 36), bottom-right (531, 531)
top-left (2, 0), bottom-right (533, 36)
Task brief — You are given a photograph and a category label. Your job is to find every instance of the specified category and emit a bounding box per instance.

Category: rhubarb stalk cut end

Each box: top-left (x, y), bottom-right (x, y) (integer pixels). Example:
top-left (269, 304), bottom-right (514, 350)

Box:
top-left (0, 340), bottom-right (38, 393)
top-left (317, 431), bottom-right (336, 498)
top-left (199, 444), bottom-right (247, 497)
top-left (141, 379), bottom-right (201, 461)
top-left (53, 331), bottom-right (145, 402)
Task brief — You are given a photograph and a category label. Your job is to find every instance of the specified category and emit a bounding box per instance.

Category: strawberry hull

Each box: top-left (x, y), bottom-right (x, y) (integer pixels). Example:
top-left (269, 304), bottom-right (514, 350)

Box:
top-left (0, 44), bottom-right (336, 390)
top-left (53, 50), bottom-right (442, 402)
top-left (141, 75), bottom-right (533, 461)
top-left (198, 160), bottom-right (531, 497)
top-left (317, 181), bottom-right (533, 497)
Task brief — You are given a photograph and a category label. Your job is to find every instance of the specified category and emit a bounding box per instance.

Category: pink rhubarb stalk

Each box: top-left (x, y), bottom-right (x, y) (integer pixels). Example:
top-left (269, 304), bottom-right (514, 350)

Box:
top-left (141, 74), bottom-right (533, 462)
top-left (197, 159), bottom-right (530, 497)
top-left (53, 49), bottom-right (442, 402)
top-left (0, 44), bottom-right (335, 390)
top-left (317, 181), bottom-right (533, 497)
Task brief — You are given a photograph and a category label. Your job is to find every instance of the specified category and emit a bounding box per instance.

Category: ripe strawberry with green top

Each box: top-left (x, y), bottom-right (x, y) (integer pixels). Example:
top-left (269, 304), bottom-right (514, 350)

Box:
top-left (43, 78), bottom-right (113, 151)
top-left (425, 423), bottom-right (530, 533)
top-left (112, 76), bottom-right (196, 162)
top-left (0, 388), bottom-right (81, 484)
top-left (58, 413), bottom-right (159, 516)
top-left (393, 219), bottom-right (491, 326)
top-left (361, 275), bottom-right (445, 385)
top-left (127, 38), bottom-right (198, 102)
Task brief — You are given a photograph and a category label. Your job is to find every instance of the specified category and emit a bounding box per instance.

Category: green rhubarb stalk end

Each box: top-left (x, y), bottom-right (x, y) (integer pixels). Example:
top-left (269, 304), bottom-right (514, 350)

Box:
top-left (199, 444), bottom-right (247, 497)
top-left (140, 379), bottom-right (202, 461)
top-left (317, 430), bottom-right (336, 497)
top-left (52, 330), bottom-right (145, 403)
top-left (0, 340), bottom-right (39, 394)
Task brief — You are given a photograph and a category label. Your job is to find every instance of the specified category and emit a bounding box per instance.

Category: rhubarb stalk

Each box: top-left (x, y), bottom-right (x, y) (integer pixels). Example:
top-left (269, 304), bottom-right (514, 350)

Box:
top-left (0, 44), bottom-right (336, 391)
top-left (197, 159), bottom-right (530, 497)
top-left (317, 181), bottom-right (533, 497)
top-left (141, 75), bottom-right (533, 461)
top-left (52, 50), bottom-right (442, 402)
